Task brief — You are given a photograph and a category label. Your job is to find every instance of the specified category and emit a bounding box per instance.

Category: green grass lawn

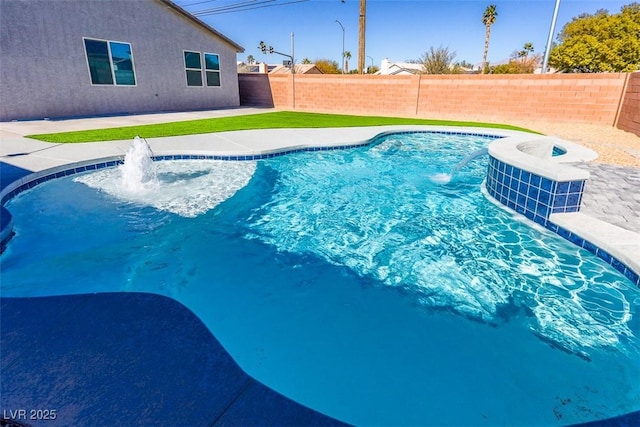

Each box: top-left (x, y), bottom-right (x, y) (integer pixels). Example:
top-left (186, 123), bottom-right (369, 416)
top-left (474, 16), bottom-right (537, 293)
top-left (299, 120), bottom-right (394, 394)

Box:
top-left (27, 111), bottom-right (538, 143)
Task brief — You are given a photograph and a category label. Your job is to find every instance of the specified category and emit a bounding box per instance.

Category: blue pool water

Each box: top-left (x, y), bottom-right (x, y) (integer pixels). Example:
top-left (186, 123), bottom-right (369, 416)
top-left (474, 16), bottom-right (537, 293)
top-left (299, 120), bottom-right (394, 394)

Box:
top-left (2, 132), bottom-right (639, 425)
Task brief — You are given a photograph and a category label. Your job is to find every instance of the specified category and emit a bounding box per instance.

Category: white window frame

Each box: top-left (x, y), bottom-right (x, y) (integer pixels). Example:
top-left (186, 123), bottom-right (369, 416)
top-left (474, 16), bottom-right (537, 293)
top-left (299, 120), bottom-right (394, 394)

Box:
top-left (203, 52), bottom-right (221, 87)
top-left (184, 50), bottom-right (203, 87)
top-left (183, 50), bottom-right (222, 88)
top-left (82, 37), bottom-right (137, 87)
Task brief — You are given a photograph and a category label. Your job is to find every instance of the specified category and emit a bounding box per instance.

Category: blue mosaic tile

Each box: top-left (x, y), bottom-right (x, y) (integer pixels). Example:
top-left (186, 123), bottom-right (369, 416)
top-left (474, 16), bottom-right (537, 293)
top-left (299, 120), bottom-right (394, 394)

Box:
top-left (567, 193), bottom-right (581, 207)
top-left (582, 240), bottom-right (598, 255)
top-left (623, 268), bottom-right (640, 286)
top-left (532, 215), bottom-right (546, 226)
top-left (557, 182), bottom-right (570, 193)
top-left (557, 226), bottom-right (571, 240)
top-left (570, 181), bottom-right (584, 193)
top-left (546, 223), bottom-right (559, 233)
top-left (567, 232), bottom-right (585, 247)
top-left (530, 175), bottom-right (541, 187)
top-left (597, 248), bottom-right (613, 265)
top-left (518, 181), bottom-right (528, 194)
top-left (554, 194), bottom-right (567, 208)
top-left (611, 258), bottom-right (626, 274)
top-left (526, 198), bottom-right (537, 212)
top-left (538, 190), bottom-right (552, 206)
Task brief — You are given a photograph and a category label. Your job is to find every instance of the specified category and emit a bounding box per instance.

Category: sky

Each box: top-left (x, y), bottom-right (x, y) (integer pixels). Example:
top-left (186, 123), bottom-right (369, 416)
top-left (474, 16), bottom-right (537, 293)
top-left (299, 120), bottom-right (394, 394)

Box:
top-left (173, 0), bottom-right (634, 68)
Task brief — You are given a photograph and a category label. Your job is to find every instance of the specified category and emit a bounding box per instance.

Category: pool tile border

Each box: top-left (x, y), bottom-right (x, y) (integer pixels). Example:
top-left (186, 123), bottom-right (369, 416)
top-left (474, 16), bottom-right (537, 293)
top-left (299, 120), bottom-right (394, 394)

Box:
top-left (1, 130), bottom-right (638, 288)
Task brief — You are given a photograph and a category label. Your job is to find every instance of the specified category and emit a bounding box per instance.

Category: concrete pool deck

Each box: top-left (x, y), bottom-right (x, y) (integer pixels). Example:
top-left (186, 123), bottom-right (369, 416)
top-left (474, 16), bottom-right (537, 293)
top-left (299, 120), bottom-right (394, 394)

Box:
top-left (1, 108), bottom-right (640, 425)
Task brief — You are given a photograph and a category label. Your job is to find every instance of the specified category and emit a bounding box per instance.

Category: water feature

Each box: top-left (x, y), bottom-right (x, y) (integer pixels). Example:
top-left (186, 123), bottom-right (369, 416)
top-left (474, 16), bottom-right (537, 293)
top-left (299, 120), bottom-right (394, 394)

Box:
top-left (429, 147), bottom-right (488, 184)
top-left (120, 136), bottom-right (157, 192)
top-left (74, 138), bottom-right (257, 218)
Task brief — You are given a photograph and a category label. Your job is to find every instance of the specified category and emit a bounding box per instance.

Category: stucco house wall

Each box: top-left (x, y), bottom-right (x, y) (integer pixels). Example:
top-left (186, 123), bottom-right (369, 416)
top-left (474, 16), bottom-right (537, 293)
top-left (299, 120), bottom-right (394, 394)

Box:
top-left (0, 0), bottom-right (244, 121)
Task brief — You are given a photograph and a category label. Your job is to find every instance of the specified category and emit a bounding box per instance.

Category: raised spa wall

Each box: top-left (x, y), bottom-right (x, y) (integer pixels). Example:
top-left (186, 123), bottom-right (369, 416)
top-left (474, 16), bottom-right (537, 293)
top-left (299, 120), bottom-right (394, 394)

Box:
top-left (486, 137), bottom-right (591, 225)
top-left (485, 136), bottom-right (639, 287)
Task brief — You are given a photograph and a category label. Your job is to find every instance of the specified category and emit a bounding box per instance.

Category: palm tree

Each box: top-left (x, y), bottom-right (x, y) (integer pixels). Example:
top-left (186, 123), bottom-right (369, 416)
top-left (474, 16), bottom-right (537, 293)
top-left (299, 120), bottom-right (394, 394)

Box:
top-left (519, 42), bottom-right (534, 62)
top-left (344, 51), bottom-right (352, 73)
top-left (481, 4), bottom-right (498, 74)
top-left (247, 55), bottom-right (255, 65)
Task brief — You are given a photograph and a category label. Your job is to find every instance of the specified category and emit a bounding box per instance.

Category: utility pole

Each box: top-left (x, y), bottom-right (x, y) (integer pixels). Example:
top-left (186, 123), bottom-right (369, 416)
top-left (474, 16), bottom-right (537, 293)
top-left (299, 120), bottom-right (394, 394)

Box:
top-left (358, 0), bottom-right (366, 74)
top-left (335, 20), bottom-right (345, 74)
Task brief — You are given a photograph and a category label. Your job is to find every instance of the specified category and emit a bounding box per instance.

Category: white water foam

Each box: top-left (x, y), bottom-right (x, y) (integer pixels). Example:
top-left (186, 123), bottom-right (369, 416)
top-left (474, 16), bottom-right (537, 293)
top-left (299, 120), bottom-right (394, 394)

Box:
top-left (75, 160), bottom-right (256, 217)
top-left (428, 173), bottom-right (452, 184)
top-left (120, 136), bottom-right (157, 192)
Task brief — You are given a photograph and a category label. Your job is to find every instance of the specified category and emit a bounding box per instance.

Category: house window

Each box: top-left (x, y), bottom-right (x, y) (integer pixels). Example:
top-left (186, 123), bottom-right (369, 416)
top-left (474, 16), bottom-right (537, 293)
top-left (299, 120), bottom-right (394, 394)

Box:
top-left (83, 38), bottom-right (136, 86)
top-left (204, 53), bottom-right (220, 86)
top-left (184, 51), bottom-right (221, 87)
top-left (184, 51), bottom-right (203, 86)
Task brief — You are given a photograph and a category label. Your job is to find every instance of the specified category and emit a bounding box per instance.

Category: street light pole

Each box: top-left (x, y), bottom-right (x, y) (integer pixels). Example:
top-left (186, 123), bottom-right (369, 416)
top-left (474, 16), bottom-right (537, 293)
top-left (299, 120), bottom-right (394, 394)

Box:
top-left (259, 39), bottom-right (296, 108)
top-left (367, 55), bottom-right (373, 73)
top-left (542, 0), bottom-right (561, 73)
top-left (335, 20), bottom-right (345, 74)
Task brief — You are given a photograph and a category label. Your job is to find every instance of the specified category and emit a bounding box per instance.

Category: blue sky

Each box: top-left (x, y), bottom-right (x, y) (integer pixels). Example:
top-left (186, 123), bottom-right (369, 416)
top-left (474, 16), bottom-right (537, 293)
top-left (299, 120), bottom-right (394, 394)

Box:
top-left (174, 0), bottom-right (633, 67)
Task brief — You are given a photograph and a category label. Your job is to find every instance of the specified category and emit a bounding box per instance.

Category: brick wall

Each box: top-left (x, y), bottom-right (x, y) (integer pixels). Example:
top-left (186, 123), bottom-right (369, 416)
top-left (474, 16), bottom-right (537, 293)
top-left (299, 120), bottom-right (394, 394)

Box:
top-left (239, 72), bottom-right (631, 127)
top-left (616, 72), bottom-right (640, 136)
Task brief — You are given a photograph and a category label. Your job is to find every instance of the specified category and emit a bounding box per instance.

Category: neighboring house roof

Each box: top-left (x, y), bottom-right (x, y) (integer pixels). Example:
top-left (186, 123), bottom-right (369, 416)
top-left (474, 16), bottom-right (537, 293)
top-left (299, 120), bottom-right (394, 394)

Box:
top-left (377, 59), bottom-right (424, 75)
top-left (238, 64), bottom-right (261, 73)
top-left (158, 0), bottom-right (244, 53)
top-left (270, 64), bottom-right (323, 74)
top-left (238, 63), bottom-right (323, 74)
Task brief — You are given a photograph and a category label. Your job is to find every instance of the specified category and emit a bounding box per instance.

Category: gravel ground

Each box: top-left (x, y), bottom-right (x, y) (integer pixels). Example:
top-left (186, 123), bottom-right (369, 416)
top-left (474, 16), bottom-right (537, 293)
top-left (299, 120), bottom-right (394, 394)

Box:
top-left (514, 121), bottom-right (640, 167)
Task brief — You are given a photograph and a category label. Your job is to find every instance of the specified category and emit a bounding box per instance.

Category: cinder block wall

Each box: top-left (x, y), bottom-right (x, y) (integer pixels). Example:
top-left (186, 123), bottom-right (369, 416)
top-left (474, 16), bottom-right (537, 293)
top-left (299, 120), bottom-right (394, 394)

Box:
top-left (616, 72), bottom-right (640, 136)
top-left (239, 73), bottom-right (632, 128)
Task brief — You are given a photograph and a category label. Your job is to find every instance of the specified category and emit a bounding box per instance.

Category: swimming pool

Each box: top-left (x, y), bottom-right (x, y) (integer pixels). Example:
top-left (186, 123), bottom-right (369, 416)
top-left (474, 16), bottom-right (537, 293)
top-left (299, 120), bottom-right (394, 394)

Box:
top-left (1, 131), bottom-right (639, 425)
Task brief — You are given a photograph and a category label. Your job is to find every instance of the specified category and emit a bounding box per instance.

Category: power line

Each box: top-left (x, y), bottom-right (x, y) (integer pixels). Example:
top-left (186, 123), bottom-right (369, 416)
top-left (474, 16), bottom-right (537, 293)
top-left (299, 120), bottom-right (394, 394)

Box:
top-left (181, 0), bottom-right (310, 17)
top-left (179, 0), bottom-right (224, 7)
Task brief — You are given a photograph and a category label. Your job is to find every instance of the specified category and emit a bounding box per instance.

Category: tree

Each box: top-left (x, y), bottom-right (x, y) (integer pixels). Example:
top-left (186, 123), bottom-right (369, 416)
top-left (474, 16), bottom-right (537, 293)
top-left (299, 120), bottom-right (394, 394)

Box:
top-left (301, 57), bottom-right (311, 64)
top-left (518, 42), bottom-right (534, 61)
top-left (491, 43), bottom-right (539, 74)
top-left (456, 60), bottom-right (476, 69)
top-left (481, 4), bottom-right (498, 74)
top-left (421, 46), bottom-right (458, 74)
top-left (549, 3), bottom-right (640, 72)
top-left (344, 51), bottom-right (352, 73)
top-left (247, 55), bottom-right (255, 65)
top-left (314, 59), bottom-right (341, 74)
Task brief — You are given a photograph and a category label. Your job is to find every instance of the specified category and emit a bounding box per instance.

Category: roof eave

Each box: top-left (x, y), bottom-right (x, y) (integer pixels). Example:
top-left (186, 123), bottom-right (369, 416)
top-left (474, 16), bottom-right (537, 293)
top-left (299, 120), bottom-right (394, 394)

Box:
top-left (158, 0), bottom-right (245, 53)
